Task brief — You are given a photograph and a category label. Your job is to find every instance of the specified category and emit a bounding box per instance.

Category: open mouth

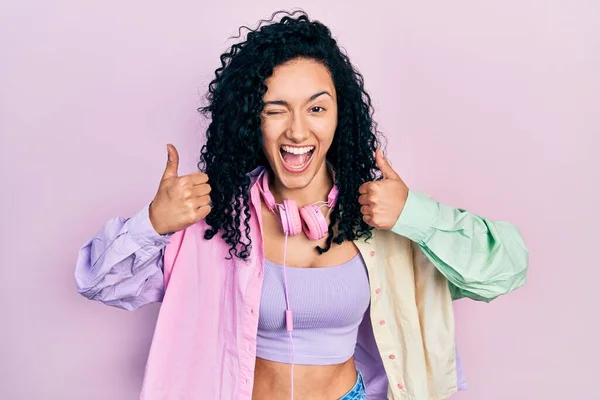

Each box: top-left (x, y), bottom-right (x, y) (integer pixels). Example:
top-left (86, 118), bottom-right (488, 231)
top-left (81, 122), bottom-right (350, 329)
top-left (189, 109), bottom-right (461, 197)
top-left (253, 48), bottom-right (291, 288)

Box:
top-left (279, 145), bottom-right (315, 173)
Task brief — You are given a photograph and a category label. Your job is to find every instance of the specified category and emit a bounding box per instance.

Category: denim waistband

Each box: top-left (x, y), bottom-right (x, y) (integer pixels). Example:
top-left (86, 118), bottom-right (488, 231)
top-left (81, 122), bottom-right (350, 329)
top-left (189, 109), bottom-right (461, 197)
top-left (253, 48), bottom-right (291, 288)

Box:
top-left (339, 370), bottom-right (367, 400)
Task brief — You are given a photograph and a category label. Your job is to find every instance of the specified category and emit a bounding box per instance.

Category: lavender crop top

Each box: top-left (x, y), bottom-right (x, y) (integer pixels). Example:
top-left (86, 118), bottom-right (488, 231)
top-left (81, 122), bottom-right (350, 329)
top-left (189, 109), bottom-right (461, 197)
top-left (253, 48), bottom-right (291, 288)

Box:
top-left (256, 253), bottom-right (371, 365)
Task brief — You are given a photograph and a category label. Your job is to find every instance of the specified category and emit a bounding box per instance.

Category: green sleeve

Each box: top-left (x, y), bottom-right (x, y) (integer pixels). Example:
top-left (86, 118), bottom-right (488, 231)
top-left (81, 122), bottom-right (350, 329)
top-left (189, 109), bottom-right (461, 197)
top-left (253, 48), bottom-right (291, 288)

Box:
top-left (391, 189), bottom-right (529, 302)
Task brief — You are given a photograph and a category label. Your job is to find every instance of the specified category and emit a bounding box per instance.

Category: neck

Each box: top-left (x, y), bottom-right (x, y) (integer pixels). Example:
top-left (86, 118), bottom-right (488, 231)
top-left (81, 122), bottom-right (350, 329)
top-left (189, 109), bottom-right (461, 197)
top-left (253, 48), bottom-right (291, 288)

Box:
top-left (270, 162), bottom-right (333, 208)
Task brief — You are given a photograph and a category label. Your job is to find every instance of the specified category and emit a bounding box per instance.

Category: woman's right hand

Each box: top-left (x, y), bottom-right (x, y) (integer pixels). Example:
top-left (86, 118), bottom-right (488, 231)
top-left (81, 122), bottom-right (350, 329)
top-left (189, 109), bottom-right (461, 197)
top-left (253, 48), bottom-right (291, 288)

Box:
top-left (149, 144), bottom-right (212, 235)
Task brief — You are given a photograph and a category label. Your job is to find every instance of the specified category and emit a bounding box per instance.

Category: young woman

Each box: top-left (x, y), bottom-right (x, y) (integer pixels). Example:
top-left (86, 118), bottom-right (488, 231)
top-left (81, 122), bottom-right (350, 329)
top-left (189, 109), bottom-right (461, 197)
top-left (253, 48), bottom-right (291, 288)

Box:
top-left (75, 11), bottom-right (529, 400)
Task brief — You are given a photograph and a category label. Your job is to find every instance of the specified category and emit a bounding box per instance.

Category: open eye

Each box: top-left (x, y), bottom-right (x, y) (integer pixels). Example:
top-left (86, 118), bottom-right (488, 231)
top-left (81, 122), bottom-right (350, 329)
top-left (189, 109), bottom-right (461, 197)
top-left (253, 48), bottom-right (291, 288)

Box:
top-left (310, 106), bottom-right (325, 113)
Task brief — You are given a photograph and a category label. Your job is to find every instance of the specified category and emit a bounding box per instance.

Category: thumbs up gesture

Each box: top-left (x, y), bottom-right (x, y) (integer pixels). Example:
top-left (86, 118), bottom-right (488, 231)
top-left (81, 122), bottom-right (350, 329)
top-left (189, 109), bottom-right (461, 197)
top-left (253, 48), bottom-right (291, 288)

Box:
top-left (149, 144), bottom-right (212, 235)
top-left (358, 149), bottom-right (409, 230)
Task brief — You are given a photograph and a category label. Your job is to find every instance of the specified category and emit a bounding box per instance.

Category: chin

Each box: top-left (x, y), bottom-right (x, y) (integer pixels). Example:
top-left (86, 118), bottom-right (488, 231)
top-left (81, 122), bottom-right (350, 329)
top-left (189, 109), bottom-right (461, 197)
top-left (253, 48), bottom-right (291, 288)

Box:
top-left (276, 171), bottom-right (315, 190)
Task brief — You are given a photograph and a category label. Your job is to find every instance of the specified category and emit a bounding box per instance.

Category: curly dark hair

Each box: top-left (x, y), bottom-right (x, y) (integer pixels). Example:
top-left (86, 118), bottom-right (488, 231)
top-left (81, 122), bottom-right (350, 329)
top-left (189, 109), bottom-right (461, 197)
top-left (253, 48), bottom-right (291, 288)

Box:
top-left (198, 10), bottom-right (384, 260)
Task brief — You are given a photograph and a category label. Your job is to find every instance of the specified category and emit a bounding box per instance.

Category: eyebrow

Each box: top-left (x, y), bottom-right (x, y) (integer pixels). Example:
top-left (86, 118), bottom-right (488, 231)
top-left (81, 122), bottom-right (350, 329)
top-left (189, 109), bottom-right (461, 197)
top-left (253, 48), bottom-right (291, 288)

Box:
top-left (263, 91), bottom-right (333, 106)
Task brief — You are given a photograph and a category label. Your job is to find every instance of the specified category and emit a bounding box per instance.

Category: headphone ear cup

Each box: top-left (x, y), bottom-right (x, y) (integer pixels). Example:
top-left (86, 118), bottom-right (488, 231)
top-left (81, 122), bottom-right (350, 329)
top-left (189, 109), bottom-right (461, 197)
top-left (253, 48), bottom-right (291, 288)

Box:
top-left (300, 204), bottom-right (329, 241)
top-left (282, 199), bottom-right (302, 236)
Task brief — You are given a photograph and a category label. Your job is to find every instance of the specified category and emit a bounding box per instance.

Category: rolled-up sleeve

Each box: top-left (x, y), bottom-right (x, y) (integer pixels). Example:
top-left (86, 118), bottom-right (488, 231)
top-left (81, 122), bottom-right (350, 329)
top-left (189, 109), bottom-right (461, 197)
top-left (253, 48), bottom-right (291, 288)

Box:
top-left (75, 204), bottom-right (172, 310)
top-left (391, 190), bottom-right (529, 302)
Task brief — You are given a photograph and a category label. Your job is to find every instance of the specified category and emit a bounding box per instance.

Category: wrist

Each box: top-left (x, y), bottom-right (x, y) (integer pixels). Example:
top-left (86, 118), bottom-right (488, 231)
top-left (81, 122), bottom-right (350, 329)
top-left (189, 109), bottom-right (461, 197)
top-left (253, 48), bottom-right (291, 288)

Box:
top-left (148, 202), bottom-right (167, 236)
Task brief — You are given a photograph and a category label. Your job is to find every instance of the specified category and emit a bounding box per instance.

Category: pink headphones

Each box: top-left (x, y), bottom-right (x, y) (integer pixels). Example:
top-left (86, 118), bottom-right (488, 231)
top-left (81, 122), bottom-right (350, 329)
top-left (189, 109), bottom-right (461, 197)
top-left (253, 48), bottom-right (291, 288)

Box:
top-left (257, 168), bottom-right (339, 241)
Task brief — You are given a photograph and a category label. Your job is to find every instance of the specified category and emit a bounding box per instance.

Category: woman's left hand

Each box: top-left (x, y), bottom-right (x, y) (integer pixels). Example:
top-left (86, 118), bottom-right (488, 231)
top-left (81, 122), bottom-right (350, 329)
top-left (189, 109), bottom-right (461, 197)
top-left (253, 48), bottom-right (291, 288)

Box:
top-left (358, 148), bottom-right (409, 230)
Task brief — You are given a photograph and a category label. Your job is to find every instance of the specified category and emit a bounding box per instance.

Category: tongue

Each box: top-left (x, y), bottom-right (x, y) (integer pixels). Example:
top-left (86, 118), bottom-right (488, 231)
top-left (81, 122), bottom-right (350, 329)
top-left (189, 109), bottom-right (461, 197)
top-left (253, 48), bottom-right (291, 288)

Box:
top-left (282, 151), bottom-right (308, 167)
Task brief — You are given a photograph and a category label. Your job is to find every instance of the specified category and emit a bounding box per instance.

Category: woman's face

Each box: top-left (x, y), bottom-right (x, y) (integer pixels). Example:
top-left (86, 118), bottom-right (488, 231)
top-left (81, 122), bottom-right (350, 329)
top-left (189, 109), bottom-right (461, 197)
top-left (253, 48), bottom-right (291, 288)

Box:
top-left (261, 58), bottom-right (338, 190)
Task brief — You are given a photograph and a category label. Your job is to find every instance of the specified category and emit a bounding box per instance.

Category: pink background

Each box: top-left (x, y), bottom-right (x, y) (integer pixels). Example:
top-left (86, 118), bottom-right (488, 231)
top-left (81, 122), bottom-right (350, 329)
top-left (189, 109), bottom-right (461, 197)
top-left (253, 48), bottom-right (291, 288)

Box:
top-left (1, 1), bottom-right (598, 399)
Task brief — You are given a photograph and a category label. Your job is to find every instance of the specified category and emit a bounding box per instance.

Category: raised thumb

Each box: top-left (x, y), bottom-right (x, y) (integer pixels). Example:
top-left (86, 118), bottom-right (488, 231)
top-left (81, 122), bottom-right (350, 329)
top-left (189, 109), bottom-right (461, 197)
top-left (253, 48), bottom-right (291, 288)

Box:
top-left (376, 148), bottom-right (400, 180)
top-left (162, 144), bottom-right (179, 180)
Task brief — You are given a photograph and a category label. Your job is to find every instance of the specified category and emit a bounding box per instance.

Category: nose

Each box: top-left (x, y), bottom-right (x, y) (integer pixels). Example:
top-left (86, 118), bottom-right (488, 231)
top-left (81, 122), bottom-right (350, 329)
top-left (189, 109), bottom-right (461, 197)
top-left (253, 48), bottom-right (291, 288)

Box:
top-left (285, 113), bottom-right (310, 142)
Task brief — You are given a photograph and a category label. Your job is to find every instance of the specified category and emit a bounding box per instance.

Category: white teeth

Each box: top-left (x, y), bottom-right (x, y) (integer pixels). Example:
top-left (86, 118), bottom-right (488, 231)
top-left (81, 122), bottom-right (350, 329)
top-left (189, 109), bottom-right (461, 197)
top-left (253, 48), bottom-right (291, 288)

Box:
top-left (281, 145), bottom-right (314, 155)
